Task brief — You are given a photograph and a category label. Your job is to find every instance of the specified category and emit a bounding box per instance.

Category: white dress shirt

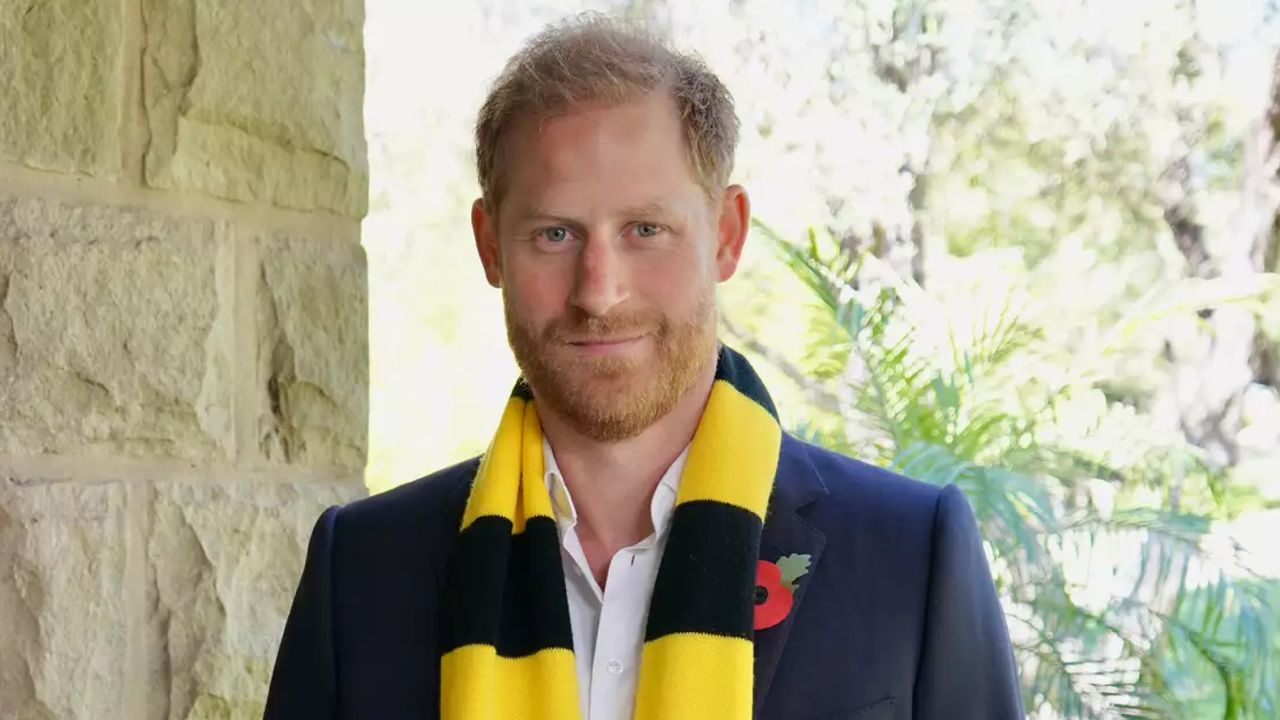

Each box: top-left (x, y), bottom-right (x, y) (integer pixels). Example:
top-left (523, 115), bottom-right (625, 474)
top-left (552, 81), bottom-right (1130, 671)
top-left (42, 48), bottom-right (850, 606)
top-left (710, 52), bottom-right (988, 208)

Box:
top-left (543, 438), bottom-right (688, 720)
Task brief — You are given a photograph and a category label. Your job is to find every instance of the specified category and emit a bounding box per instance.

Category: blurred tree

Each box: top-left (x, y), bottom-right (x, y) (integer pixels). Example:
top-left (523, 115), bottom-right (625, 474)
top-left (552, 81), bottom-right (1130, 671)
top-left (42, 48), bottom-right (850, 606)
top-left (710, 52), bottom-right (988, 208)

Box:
top-left (1153, 36), bottom-right (1280, 476)
top-left (714, 0), bottom-right (1280, 494)
top-left (1252, 51), bottom-right (1280, 392)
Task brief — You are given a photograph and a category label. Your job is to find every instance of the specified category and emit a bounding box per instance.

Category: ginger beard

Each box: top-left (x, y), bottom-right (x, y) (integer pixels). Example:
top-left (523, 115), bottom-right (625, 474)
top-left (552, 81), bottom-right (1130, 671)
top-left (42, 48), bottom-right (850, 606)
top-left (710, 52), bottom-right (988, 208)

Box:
top-left (504, 288), bottom-right (718, 442)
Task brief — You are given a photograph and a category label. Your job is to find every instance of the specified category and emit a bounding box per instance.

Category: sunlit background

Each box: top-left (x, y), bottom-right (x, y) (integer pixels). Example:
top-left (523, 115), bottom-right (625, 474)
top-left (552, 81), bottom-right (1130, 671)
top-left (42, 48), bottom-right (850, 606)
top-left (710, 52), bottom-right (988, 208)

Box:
top-left (363, 1), bottom-right (1280, 717)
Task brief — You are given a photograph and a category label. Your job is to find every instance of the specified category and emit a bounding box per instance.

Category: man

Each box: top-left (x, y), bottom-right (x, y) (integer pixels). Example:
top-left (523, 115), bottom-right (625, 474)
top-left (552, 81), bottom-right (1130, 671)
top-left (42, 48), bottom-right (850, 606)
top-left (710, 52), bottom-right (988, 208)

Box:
top-left (264, 15), bottom-right (1022, 720)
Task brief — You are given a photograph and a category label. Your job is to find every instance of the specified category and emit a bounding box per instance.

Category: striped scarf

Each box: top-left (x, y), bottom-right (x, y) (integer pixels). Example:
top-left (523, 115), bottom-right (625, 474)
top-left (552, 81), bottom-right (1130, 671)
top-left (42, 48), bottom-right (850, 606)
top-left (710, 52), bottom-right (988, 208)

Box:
top-left (439, 345), bottom-right (781, 719)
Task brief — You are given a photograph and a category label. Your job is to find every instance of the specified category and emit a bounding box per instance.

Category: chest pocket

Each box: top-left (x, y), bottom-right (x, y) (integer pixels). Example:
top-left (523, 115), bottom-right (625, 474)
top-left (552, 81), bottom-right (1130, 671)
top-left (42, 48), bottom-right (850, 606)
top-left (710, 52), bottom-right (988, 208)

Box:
top-left (802, 696), bottom-right (894, 720)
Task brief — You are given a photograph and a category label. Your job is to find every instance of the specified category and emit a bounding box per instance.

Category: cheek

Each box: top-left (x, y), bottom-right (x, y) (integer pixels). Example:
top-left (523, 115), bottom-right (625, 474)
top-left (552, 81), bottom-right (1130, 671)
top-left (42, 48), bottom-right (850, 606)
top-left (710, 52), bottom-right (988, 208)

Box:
top-left (505, 263), bottom-right (570, 325)
top-left (636, 246), bottom-right (714, 309)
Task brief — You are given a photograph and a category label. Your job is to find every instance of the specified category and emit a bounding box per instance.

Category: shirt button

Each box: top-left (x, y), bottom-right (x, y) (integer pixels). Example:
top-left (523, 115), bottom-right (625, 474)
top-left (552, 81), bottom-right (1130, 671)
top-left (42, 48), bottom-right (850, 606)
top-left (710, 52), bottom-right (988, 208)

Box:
top-left (606, 659), bottom-right (624, 676)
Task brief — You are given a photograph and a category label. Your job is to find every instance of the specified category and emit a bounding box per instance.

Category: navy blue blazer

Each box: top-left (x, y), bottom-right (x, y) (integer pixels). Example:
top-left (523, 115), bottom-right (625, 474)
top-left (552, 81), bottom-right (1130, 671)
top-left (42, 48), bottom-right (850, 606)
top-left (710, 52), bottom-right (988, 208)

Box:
top-left (264, 434), bottom-right (1023, 719)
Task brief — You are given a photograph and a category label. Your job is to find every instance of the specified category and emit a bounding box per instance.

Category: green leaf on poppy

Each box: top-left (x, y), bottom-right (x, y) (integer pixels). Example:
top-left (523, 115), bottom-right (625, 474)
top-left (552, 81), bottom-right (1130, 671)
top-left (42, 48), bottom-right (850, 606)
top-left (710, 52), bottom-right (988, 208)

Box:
top-left (776, 553), bottom-right (812, 592)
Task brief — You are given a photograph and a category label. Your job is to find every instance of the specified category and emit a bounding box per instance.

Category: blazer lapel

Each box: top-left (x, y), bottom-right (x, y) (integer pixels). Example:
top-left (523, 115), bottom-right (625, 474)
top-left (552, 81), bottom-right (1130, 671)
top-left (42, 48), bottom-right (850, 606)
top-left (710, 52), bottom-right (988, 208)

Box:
top-left (753, 434), bottom-right (828, 717)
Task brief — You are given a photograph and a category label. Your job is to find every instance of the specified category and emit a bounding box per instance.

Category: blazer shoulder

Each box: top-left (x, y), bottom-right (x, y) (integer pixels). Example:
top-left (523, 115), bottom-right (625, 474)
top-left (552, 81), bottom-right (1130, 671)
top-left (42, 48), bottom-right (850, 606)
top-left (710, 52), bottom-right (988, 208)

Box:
top-left (794, 436), bottom-right (943, 514)
top-left (336, 456), bottom-right (480, 539)
top-left (798, 438), bottom-right (942, 499)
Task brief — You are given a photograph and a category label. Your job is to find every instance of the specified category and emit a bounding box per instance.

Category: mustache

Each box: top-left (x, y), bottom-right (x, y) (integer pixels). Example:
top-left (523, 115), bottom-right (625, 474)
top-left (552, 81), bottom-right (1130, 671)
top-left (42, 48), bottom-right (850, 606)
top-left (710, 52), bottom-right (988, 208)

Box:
top-left (545, 310), bottom-right (662, 342)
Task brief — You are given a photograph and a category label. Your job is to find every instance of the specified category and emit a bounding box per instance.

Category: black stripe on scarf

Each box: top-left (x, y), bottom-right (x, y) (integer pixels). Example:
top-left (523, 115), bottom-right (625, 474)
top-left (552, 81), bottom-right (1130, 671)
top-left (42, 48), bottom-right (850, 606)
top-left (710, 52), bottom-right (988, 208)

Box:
top-left (440, 515), bottom-right (575, 657)
top-left (512, 378), bottom-right (535, 401)
top-left (643, 500), bottom-right (763, 642)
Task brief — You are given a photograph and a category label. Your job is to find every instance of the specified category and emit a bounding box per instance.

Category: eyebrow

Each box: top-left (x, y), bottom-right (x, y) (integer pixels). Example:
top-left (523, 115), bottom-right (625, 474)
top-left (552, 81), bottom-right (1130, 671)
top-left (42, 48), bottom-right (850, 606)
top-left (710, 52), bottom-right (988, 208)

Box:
top-left (616, 201), bottom-right (683, 221)
top-left (512, 201), bottom-right (685, 226)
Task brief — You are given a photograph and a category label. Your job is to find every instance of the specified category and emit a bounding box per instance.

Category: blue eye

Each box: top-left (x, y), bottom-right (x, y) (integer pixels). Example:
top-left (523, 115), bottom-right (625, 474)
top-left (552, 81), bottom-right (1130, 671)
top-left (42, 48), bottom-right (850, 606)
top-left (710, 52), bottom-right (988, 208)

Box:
top-left (635, 223), bottom-right (662, 238)
top-left (541, 227), bottom-right (570, 243)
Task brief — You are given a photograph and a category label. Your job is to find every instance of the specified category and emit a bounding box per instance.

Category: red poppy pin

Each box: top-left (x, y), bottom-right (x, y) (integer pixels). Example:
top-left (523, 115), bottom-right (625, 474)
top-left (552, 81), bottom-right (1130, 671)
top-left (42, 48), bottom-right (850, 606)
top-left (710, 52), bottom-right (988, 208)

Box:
top-left (754, 553), bottom-right (811, 631)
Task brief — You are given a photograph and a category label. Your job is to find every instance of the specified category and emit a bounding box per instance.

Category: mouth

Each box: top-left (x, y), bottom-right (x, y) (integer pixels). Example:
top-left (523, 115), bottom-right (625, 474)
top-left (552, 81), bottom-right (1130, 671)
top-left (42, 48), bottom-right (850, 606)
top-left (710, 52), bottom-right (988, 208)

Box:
top-left (565, 335), bottom-right (647, 355)
top-left (569, 335), bottom-right (641, 345)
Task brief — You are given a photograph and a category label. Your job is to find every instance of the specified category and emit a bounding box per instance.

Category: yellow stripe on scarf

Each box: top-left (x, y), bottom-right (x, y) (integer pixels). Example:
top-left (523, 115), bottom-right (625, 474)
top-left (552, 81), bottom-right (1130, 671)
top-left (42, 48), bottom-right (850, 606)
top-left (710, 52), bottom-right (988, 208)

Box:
top-left (441, 645), bottom-right (580, 718)
top-left (633, 633), bottom-right (755, 720)
top-left (460, 396), bottom-right (552, 534)
top-left (676, 378), bottom-right (781, 517)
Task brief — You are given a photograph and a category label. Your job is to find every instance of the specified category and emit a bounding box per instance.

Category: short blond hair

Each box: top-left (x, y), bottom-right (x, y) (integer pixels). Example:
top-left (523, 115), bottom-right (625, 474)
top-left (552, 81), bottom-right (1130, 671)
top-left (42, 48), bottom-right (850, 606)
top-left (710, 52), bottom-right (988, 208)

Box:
top-left (475, 14), bottom-right (739, 211)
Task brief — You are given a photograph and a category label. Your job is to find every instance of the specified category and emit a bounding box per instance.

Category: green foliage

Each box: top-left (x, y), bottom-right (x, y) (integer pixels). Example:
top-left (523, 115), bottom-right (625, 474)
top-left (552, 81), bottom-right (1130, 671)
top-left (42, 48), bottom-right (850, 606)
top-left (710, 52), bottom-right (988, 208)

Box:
top-left (763, 222), bottom-right (1280, 719)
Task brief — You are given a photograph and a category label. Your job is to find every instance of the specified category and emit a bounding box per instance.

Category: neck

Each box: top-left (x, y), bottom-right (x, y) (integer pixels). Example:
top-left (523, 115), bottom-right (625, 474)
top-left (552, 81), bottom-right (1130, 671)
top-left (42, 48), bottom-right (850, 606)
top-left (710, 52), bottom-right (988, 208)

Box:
top-left (537, 355), bottom-right (717, 555)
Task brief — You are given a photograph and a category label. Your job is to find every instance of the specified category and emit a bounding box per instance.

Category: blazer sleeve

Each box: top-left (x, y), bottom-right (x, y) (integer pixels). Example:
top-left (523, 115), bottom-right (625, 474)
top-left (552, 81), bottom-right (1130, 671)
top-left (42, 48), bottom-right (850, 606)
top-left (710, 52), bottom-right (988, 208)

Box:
top-left (912, 484), bottom-right (1024, 719)
top-left (264, 506), bottom-right (341, 720)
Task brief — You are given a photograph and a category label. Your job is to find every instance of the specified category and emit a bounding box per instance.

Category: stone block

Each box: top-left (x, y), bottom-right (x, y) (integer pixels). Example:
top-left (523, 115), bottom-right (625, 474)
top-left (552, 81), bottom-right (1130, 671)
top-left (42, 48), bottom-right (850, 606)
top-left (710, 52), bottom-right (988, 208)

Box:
top-left (0, 480), bottom-right (127, 719)
top-left (0, 0), bottom-right (122, 176)
top-left (257, 235), bottom-right (368, 470)
top-left (143, 0), bottom-right (368, 217)
top-left (144, 480), bottom-right (363, 720)
top-left (0, 194), bottom-right (231, 460)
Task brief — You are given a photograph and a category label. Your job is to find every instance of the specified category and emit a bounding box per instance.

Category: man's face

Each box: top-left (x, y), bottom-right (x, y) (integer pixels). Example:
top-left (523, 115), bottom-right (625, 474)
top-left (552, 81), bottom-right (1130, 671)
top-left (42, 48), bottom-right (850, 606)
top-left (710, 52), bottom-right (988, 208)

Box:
top-left (473, 91), bottom-right (746, 442)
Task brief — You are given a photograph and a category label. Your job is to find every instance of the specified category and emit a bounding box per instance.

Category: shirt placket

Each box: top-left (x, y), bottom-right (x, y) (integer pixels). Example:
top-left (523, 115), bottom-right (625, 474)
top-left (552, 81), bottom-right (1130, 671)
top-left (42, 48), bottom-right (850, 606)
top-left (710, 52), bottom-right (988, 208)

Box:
top-left (589, 543), bottom-right (650, 720)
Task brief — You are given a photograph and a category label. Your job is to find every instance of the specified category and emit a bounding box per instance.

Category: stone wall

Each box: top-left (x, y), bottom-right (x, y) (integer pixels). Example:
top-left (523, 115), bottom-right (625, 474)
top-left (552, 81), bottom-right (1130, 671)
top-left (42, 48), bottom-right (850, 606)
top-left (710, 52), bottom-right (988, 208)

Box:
top-left (0, 1), bottom-right (369, 718)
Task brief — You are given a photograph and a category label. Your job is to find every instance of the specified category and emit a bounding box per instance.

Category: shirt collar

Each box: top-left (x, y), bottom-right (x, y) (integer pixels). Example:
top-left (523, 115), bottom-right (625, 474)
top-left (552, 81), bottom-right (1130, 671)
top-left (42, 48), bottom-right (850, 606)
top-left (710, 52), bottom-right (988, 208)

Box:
top-left (542, 436), bottom-right (687, 547)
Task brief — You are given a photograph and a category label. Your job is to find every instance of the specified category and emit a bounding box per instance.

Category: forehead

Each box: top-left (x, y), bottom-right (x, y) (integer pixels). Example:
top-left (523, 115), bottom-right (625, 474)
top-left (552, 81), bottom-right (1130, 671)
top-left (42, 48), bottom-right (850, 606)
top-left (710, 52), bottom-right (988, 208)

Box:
top-left (498, 92), bottom-right (705, 220)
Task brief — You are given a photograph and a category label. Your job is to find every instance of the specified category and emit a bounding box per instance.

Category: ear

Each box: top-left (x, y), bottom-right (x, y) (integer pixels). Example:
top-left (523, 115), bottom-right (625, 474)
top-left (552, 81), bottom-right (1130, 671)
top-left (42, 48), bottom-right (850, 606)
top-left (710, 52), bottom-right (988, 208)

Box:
top-left (713, 184), bottom-right (750, 282)
top-left (471, 198), bottom-right (503, 288)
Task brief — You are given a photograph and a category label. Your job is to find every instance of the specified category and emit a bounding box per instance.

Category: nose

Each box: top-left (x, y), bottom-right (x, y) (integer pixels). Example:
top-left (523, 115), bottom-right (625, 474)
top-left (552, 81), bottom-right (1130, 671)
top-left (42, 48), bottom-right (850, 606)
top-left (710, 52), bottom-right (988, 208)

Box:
top-left (571, 235), bottom-right (629, 317)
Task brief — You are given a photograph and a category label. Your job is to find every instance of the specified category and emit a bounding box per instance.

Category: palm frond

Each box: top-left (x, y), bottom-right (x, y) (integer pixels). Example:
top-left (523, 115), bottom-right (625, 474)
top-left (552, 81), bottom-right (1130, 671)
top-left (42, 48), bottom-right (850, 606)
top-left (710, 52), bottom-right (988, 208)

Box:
top-left (762, 223), bottom-right (1280, 719)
